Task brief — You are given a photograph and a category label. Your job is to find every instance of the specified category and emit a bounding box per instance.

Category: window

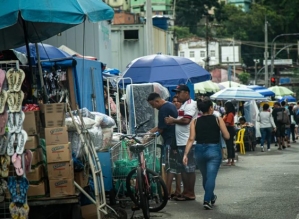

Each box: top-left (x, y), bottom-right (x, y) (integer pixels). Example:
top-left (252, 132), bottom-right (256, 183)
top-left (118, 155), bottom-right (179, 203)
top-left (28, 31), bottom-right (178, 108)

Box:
top-left (179, 52), bottom-right (185, 57)
top-left (200, 51), bottom-right (205, 58)
top-left (210, 50), bottom-right (215, 57)
top-left (124, 30), bottom-right (139, 40)
top-left (189, 51), bottom-right (195, 58)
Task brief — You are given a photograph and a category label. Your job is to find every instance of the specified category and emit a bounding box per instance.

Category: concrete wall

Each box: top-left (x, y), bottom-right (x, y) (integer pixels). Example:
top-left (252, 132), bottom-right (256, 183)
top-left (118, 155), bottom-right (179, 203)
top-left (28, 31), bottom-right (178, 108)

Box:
top-left (111, 24), bottom-right (174, 71)
top-left (43, 21), bottom-right (112, 67)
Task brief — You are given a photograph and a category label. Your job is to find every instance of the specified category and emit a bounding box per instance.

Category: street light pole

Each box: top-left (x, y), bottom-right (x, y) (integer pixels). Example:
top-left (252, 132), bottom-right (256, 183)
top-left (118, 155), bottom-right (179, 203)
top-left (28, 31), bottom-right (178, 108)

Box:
top-left (264, 20), bottom-right (269, 87)
top-left (270, 33), bottom-right (299, 79)
top-left (254, 59), bottom-right (259, 85)
top-left (146, 0), bottom-right (153, 55)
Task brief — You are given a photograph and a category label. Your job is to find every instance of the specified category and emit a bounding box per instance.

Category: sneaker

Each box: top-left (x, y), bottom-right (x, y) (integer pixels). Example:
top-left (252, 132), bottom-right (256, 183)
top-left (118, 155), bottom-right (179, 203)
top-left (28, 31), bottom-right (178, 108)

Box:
top-left (211, 195), bottom-right (217, 205)
top-left (261, 147), bottom-right (264, 152)
top-left (203, 201), bottom-right (213, 210)
top-left (267, 149), bottom-right (271, 152)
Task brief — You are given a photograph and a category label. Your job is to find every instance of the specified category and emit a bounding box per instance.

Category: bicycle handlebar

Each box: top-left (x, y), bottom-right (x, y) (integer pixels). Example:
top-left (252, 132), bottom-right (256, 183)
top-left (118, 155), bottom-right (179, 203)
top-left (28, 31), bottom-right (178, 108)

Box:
top-left (135, 119), bottom-right (150, 130)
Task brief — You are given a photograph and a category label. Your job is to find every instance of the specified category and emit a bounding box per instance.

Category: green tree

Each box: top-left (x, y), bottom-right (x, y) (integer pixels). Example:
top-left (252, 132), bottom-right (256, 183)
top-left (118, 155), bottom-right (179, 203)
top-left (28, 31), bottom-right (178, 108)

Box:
top-left (170, 26), bottom-right (195, 39)
top-left (238, 72), bottom-right (251, 85)
top-left (175, 0), bottom-right (219, 34)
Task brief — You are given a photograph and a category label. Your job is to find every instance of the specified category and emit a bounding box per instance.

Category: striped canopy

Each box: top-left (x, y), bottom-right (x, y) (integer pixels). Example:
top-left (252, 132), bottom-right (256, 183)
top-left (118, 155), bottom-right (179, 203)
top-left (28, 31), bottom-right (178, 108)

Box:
top-left (210, 87), bottom-right (267, 101)
top-left (247, 85), bottom-right (275, 97)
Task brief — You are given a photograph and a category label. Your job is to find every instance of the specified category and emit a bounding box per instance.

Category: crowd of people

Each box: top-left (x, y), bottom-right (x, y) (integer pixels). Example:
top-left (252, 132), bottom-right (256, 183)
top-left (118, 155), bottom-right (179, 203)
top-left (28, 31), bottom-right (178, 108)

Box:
top-left (105, 83), bottom-right (298, 211)
top-left (145, 84), bottom-right (299, 211)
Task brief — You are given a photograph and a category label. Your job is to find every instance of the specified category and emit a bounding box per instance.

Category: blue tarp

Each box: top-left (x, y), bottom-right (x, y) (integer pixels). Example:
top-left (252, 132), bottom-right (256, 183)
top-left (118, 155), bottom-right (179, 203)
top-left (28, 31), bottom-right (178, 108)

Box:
top-left (41, 57), bottom-right (105, 113)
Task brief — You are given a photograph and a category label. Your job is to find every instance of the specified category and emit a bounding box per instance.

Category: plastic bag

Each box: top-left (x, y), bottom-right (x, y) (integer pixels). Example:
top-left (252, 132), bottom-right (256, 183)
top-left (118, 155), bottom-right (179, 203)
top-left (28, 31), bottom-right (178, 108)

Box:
top-left (65, 117), bottom-right (95, 131)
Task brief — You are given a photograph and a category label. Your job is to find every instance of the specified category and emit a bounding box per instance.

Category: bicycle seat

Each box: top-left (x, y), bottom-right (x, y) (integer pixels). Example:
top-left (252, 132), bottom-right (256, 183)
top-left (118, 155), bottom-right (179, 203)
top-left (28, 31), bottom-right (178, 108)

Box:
top-left (129, 144), bottom-right (146, 153)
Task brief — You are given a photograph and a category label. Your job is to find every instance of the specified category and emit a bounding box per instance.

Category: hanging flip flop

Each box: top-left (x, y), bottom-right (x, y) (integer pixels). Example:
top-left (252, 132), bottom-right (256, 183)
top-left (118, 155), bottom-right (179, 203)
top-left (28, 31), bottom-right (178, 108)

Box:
top-left (14, 69), bottom-right (25, 92)
top-left (7, 133), bottom-right (16, 156)
top-left (1, 154), bottom-right (10, 177)
top-left (24, 150), bottom-right (33, 173)
top-left (7, 111), bottom-right (16, 133)
top-left (12, 153), bottom-right (23, 176)
top-left (14, 91), bottom-right (24, 112)
top-left (0, 133), bottom-right (8, 155)
top-left (14, 111), bottom-right (25, 133)
top-left (6, 91), bottom-right (15, 112)
top-left (0, 111), bottom-right (8, 135)
top-left (9, 202), bottom-right (20, 219)
top-left (0, 90), bottom-right (8, 114)
top-left (19, 203), bottom-right (30, 219)
top-left (18, 177), bottom-right (29, 204)
top-left (0, 69), bottom-right (6, 93)
top-left (0, 178), bottom-right (8, 202)
top-left (6, 68), bottom-right (15, 92)
top-left (16, 130), bottom-right (27, 155)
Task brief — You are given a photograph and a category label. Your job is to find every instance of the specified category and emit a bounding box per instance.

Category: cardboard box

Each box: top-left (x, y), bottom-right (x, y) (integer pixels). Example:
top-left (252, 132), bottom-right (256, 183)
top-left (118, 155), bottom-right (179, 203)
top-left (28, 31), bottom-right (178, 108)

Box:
top-left (27, 180), bottom-right (46, 197)
top-left (25, 135), bottom-right (39, 150)
top-left (23, 111), bottom-right (41, 135)
top-left (41, 103), bottom-right (66, 127)
top-left (46, 143), bottom-right (72, 163)
top-left (49, 178), bottom-right (75, 197)
top-left (81, 204), bottom-right (97, 219)
top-left (74, 171), bottom-right (89, 187)
top-left (27, 165), bottom-right (44, 182)
top-left (45, 126), bottom-right (68, 145)
top-left (48, 161), bottom-right (74, 179)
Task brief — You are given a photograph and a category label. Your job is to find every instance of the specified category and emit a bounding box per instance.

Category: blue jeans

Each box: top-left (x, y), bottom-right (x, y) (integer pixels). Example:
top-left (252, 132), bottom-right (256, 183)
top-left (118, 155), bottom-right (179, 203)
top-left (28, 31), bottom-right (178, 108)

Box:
top-left (260, 127), bottom-right (272, 149)
top-left (195, 143), bottom-right (222, 202)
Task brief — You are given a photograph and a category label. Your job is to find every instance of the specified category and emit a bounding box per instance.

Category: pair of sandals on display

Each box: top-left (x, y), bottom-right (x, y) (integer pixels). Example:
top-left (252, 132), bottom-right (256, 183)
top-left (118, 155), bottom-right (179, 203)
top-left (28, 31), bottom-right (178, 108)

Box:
top-left (8, 176), bottom-right (29, 219)
top-left (0, 68), bottom-right (25, 113)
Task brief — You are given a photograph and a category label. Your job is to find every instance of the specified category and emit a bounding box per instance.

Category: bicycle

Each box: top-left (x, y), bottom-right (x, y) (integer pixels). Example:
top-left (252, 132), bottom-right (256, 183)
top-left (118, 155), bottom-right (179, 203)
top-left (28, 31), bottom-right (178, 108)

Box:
top-left (120, 120), bottom-right (168, 219)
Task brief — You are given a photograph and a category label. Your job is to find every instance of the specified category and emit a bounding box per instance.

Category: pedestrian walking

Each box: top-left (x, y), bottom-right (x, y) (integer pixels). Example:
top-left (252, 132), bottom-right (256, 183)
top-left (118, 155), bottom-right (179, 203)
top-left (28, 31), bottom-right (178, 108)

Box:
top-left (223, 102), bottom-right (236, 166)
top-left (257, 103), bottom-right (276, 152)
top-left (165, 84), bottom-right (198, 201)
top-left (272, 102), bottom-right (289, 150)
top-left (183, 99), bottom-right (229, 210)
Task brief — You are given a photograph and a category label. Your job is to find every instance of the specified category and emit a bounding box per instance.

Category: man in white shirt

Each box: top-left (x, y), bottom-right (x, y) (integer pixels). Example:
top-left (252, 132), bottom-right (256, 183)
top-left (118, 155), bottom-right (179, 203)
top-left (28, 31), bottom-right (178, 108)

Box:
top-left (165, 84), bottom-right (198, 201)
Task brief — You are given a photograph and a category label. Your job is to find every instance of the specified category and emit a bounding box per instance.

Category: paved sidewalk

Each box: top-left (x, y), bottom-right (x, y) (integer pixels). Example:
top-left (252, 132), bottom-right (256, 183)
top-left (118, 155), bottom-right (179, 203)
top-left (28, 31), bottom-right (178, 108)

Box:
top-left (128, 143), bottom-right (299, 219)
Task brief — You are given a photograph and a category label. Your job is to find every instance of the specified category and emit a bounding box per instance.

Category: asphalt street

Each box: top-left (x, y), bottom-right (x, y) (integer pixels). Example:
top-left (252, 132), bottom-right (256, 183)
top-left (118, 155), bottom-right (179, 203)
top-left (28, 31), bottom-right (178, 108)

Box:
top-left (129, 143), bottom-right (299, 219)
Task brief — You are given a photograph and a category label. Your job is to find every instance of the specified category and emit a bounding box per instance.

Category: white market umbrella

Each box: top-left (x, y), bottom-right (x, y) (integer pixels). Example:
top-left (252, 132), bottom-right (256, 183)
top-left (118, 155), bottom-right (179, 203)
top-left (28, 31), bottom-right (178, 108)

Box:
top-left (194, 80), bottom-right (220, 94)
top-left (210, 87), bottom-right (267, 101)
top-left (218, 81), bottom-right (246, 88)
top-left (268, 86), bottom-right (294, 97)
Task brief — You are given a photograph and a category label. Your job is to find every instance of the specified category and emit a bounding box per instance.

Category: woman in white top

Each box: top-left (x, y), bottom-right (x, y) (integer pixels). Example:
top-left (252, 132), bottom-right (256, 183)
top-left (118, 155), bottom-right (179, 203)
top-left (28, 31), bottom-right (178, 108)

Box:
top-left (258, 103), bottom-right (276, 152)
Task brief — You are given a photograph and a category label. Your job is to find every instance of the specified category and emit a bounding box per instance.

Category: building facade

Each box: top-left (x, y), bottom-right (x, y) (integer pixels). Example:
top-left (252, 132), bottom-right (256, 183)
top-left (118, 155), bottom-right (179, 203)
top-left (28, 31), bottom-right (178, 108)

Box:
top-left (178, 37), bottom-right (241, 69)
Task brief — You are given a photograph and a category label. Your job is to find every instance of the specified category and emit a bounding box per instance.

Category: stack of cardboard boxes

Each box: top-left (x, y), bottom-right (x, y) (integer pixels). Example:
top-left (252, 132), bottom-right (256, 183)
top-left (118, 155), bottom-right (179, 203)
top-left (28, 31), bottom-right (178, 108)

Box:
top-left (42, 103), bottom-right (75, 197)
top-left (23, 110), bottom-right (46, 197)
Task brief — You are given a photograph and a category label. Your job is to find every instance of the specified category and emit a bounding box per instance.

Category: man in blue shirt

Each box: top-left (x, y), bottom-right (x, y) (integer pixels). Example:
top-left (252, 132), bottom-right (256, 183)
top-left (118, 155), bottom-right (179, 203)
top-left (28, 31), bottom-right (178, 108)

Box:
top-left (147, 92), bottom-right (180, 198)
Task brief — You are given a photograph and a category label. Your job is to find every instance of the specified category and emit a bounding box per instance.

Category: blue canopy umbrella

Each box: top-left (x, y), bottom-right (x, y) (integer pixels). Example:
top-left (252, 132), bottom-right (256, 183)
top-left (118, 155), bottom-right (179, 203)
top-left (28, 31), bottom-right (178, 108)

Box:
top-left (121, 54), bottom-right (211, 87)
top-left (14, 43), bottom-right (71, 63)
top-left (210, 87), bottom-right (267, 101)
top-left (247, 85), bottom-right (275, 97)
top-left (0, 0), bottom-right (114, 50)
top-left (278, 95), bottom-right (296, 102)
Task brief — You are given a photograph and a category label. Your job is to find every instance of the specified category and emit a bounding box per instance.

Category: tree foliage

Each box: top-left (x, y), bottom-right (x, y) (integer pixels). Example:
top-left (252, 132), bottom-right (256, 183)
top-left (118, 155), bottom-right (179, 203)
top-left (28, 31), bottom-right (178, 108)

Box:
top-left (175, 1), bottom-right (299, 67)
top-left (237, 72), bottom-right (251, 85)
top-left (175, 0), bottom-right (219, 34)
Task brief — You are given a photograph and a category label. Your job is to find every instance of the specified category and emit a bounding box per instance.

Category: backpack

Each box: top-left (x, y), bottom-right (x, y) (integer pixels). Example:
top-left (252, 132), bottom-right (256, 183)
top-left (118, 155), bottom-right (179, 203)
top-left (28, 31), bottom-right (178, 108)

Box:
top-left (277, 109), bottom-right (289, 124)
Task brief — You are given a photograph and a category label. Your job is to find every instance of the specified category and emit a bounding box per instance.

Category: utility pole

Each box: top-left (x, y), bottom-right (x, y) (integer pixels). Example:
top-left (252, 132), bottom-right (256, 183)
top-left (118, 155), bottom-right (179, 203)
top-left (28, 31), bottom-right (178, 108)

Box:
top-left (264, 19), bottom-right (269, 87)
top-left (254, 59), bottom-right (259, 85)
top-left (233, 37), bottom-right (236, 81)
top-left (205, 14), bottom-right (209, 71)
top-left (146, 0), bottom-right (153, 55)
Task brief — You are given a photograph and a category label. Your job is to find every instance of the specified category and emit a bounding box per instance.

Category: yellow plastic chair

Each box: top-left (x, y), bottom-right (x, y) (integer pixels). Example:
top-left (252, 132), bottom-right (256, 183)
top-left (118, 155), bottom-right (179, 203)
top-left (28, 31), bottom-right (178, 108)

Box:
top-left (235, 129), bottom-right (246, 154)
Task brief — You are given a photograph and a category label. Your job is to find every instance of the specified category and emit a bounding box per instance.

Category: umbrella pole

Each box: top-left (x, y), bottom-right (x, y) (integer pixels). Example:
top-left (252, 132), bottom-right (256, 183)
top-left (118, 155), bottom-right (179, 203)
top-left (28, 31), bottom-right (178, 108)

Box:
top-left (22, 19), bottom-right (33, 98)
top-left (35, 43), bottom-right (48, 103)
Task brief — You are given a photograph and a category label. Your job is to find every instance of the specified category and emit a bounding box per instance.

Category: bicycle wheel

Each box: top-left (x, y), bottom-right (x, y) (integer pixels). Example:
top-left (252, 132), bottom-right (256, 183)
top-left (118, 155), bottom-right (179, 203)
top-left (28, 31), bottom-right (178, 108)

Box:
top-left (137, 167), bottom-right (150, 219)
top-left (126, 168), bottom-right (168, 212)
